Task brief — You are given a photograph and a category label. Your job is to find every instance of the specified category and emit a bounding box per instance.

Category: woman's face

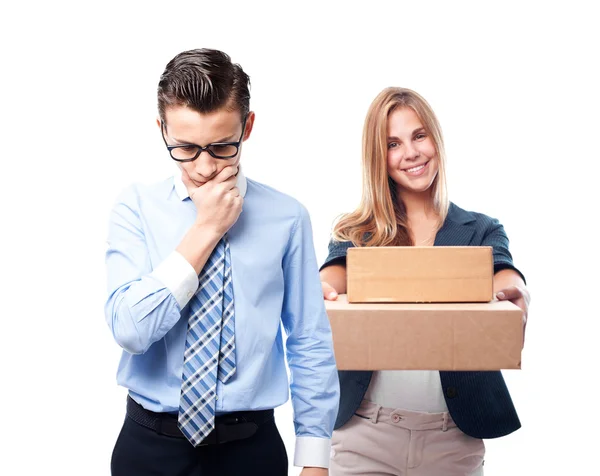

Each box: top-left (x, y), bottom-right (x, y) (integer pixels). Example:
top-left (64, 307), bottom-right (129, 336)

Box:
top-left (386, 107), bottom-right (439, 194)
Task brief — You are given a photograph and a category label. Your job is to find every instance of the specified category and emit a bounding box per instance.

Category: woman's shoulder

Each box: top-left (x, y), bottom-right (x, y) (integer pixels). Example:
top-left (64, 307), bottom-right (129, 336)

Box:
top-left (449, 202), bottom-right (501, 228)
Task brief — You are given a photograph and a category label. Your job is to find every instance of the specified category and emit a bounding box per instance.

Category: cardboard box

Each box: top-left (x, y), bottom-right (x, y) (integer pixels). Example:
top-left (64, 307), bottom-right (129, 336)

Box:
top-left (347, 246), bottom-right (493, 303)
top-left (325, 294), bottom-right (522, 370)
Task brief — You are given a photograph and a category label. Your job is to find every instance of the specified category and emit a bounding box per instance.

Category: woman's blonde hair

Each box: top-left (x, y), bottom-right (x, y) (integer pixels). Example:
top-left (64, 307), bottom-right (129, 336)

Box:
top-left (333, 87), bottom-right (450, 247)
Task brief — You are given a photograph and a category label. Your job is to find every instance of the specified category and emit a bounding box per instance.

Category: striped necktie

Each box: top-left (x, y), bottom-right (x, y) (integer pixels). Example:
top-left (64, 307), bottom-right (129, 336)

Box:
top-left (178, 235), bottom-right (236, 446)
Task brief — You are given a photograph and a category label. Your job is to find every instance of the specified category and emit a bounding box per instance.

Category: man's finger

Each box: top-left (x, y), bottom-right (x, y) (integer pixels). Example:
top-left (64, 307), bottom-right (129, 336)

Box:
top-left (216, 175), bottom-right (238, 194)
top-left (214, 165), bottom-right (239, 183)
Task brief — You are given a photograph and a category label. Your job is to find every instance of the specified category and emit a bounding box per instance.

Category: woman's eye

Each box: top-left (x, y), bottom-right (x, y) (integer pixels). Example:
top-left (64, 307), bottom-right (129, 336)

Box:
top-left (388, 142), bottom-right (398, 149)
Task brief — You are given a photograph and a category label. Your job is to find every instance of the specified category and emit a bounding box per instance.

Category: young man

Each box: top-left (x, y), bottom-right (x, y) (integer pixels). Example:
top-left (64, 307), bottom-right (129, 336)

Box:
top-left (105, 48), bottom-right (339, 476)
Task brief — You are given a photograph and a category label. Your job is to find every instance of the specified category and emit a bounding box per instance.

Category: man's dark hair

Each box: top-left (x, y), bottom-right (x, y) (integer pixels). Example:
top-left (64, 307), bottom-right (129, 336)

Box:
top-left (157, 48), bottom-right (250, 123)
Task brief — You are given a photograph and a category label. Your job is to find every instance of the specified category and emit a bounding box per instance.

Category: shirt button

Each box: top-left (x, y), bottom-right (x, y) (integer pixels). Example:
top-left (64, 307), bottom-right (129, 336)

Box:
top-left (446, 387), bottom-right (458, 398)
top-left (187, 291), bottom-right (193, 298)
top-left (392, 414), bottom-right (401, 423)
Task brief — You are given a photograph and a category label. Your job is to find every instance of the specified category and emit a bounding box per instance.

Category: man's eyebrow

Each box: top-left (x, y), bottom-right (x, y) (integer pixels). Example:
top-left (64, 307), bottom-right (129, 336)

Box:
top-left (170, 133), bottom-right (237, 145)
top-left (170, 136), bottom-right (196, 146)
top-left (212, 133), bottom-right (238, 143)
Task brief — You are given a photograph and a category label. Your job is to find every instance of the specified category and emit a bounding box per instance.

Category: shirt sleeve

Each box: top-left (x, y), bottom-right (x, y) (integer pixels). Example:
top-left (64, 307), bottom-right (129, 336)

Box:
top-left (319, 238), bottom-right (355, 270)
top-left (281, 204), bottom-right (340, 469)
top-left (482, 218), bottom-right (526, 284)
top-left (104, 186), bottom-right (199, 355)
top-left (150, 251), bottom-right (198, 308)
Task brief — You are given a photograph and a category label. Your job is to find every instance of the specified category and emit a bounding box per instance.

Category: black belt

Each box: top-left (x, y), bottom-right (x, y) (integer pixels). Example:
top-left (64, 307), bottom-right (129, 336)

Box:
top-left (126, 395), bottom-right (274, 445)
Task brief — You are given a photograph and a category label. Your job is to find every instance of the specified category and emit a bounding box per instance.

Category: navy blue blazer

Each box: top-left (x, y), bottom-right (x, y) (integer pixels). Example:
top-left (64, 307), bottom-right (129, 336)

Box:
top-left (321, 202), bottom-right (525, 439)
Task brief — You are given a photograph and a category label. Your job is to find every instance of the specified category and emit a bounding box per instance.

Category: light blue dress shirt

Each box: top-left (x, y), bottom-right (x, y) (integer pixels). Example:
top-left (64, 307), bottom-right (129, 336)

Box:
top-left (104, 170), bottom-right (340, 467)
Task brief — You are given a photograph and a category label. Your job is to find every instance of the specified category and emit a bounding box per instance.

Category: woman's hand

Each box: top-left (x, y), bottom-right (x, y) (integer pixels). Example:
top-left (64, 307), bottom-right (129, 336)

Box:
top-left (496, 285), bottom-right (530, 345)
top-left (322, 281), bottom-right (338, 301)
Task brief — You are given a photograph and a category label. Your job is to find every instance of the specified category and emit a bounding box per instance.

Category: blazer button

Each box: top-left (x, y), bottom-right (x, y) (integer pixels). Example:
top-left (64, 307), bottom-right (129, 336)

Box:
top-left (446, 387), bottom-right (457, 398)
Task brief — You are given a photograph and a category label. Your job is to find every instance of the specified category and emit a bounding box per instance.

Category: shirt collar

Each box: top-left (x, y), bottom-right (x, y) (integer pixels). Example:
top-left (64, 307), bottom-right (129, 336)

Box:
top-left (173, 166), bottom-right (248, 201)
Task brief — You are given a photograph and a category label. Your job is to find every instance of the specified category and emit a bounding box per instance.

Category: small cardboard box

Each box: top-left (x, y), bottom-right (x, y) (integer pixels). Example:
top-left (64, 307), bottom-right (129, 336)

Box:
top-left (347, 246), bottom-right (493, 303)
top-left (326, 295), bottom-right (522, 370)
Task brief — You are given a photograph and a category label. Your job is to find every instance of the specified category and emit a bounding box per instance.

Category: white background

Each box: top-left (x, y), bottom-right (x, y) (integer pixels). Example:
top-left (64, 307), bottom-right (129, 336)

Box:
top-left (2, 1), bottom-right (599, 474)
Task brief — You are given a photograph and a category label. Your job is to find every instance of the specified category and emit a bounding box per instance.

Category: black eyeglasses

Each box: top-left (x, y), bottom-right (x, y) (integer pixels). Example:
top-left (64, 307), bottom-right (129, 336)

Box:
top-left (161, 115), bottom-right (248, 162)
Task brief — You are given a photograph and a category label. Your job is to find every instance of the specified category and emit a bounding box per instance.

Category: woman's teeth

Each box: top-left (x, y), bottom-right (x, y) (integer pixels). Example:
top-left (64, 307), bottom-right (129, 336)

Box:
top-left (406, 163), bottom-right (425, 173)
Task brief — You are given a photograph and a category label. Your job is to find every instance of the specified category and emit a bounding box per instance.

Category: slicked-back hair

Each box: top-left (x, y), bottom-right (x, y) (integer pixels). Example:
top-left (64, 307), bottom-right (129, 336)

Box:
top-left (158, 48), bottom-right (250, 123)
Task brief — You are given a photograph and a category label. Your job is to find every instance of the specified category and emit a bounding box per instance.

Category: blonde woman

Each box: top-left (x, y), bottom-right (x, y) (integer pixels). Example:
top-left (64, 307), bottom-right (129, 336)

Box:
top-left (320, 87), bottom-right (530, 476)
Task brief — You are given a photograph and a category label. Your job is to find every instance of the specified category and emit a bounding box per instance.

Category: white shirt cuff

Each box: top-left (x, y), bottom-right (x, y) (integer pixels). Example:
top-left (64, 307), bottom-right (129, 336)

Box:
top-left (150, 251), bottom-right (198, 308)
top-left (294, 437), bottom-right (331, 468)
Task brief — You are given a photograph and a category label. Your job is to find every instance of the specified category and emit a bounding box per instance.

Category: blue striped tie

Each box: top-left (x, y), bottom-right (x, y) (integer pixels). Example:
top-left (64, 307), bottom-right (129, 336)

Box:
top-left (178, 235), bottom-right (236, 446)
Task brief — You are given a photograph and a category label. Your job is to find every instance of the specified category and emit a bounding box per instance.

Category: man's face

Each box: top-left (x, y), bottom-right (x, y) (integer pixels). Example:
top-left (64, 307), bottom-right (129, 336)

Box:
top-left (159, 105), bottom-right (254, 187)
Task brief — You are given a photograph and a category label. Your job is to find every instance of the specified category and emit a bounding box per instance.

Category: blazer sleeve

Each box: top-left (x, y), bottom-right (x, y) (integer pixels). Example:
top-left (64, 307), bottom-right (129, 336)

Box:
top-left (482, 218), bottom-right (526, 284)
top-left (319, 239), bottom-right (355, 270)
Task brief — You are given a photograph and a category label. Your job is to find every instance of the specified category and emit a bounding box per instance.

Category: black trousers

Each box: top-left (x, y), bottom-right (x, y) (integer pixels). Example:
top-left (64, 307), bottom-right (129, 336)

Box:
top-left (111, 414), bottom-right (288, 476)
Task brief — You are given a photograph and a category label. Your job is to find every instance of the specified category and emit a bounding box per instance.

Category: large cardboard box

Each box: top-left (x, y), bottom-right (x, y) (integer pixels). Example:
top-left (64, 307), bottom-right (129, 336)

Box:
top-left (347, 246), bottom-right (493, 303)
top-left (325, 295), bottom-right (522, 370)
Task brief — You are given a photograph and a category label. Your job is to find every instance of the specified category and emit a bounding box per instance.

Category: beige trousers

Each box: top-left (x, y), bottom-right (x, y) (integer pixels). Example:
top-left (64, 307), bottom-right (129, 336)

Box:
top-left (330, 400), bottom-right (485, 476)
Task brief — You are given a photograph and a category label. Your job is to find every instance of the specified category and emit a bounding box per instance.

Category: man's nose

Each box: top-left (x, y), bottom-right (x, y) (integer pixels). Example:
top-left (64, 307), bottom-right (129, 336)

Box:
top-left (194, 151), bottom-right (217, 179)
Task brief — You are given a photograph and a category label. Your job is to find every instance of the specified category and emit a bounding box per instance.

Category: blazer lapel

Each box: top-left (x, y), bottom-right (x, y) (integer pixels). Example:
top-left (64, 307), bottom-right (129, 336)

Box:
top-left (434, 203), bottom-right (477, 246)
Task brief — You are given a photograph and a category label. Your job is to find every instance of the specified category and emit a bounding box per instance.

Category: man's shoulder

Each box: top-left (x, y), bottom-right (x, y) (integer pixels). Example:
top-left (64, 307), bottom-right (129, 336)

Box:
top-left (246, 177), bottom-right (307, 217)
top-left (114, 176), bottom-right (175, 205)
